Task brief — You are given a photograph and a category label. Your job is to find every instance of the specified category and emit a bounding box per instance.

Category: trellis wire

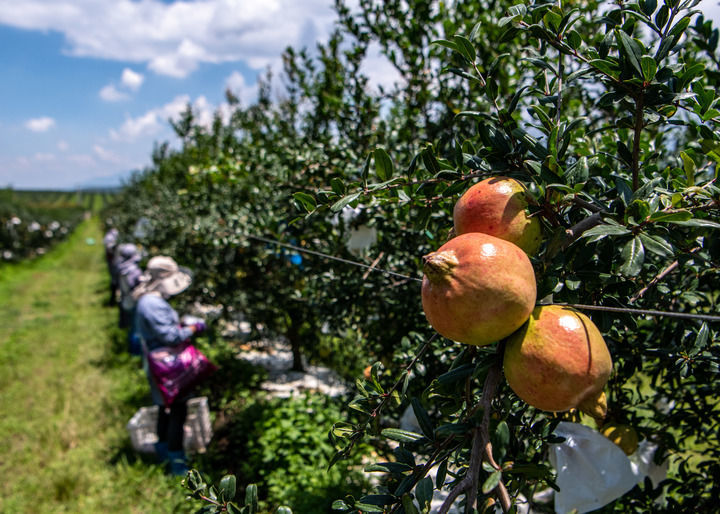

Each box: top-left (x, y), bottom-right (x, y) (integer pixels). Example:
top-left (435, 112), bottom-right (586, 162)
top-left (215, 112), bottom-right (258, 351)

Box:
top-left (243, 233), bottom-right (720, 324)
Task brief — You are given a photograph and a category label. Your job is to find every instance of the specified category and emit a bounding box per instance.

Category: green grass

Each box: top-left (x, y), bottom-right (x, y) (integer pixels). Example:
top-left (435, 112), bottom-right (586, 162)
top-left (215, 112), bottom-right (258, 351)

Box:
top-left (0, 219), bottom-right (192, 513)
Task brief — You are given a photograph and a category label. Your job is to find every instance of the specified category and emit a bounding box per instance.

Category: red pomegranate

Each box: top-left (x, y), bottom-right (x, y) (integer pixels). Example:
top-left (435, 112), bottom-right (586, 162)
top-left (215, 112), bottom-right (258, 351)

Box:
top-left (453, 176), bottom-right (542, 255)
top-left (421, 233), bottom-right (537, 346)
top-left (503, 305), bottom-right (613, 412)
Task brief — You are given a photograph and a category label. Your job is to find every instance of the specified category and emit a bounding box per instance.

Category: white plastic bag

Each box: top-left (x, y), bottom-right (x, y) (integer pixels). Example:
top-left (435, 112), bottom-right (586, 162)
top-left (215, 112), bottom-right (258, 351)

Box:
top-left (549, 422), bottom-right (640, 513)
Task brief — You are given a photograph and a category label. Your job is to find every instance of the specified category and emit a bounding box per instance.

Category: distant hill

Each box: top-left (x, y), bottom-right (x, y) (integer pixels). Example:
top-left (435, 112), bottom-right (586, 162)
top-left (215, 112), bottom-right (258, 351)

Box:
top-left (73, 171), bottom-right (133, 191)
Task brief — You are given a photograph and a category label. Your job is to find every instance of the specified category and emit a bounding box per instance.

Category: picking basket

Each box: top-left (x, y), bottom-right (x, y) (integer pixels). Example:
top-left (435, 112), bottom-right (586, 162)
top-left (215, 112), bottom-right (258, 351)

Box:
top-left (126, 396), bottom-right (212, 454)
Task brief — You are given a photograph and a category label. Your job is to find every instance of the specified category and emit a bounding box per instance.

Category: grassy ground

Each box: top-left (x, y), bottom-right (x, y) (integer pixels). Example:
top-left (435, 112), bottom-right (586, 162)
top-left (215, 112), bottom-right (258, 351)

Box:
top-left (0, 219), bottom-right (191, 513)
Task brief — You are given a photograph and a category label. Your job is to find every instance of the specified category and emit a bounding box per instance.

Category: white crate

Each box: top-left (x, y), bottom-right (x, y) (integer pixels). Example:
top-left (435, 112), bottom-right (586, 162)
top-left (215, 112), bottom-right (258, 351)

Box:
top-left (126, 397), bottom-right (213, 455)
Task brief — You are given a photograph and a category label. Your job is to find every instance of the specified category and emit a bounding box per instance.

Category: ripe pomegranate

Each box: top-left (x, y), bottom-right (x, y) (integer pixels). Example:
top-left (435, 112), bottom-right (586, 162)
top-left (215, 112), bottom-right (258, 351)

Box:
top-left (421, 233), bottom-right (537, 346)
top-left (601, 423), bottom-right (639, 455)
top-left (503, 306), bottom-right (612, 412)
top-left (453, 176), bottom-right (542, 255)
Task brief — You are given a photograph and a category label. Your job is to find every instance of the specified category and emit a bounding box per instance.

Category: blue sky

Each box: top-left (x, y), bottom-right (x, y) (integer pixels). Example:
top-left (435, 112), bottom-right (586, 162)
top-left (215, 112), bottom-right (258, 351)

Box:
top-left (0, 0), bottom-right (340, 190)
top-left (0, 0), bottom-right (718, 190)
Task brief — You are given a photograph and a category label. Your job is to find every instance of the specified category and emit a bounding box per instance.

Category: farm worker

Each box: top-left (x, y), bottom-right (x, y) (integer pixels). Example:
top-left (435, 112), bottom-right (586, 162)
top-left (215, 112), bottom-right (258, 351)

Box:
top-left (132, 256), bottom-right (206, 476)
top-left (102, 227), bottom-right (119, 304)
top-left (115, 243), bottom-right (144, 354)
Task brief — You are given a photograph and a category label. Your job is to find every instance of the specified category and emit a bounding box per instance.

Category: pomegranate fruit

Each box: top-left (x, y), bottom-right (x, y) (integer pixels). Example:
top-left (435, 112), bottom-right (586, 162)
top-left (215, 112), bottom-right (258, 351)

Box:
top-left (453, 176), bottom-right (542, 255)
top-left (503, 305), bottom-right (612, 412)
top-left (601, 423), bottom-right (639, 455)
top-left (421, 233), bottom-right (537, 346)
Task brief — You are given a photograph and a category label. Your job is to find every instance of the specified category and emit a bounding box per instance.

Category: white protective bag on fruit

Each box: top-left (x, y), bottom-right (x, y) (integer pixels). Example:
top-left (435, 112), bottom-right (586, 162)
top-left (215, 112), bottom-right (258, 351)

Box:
top-left (549, 422), bottom-right (640, 513)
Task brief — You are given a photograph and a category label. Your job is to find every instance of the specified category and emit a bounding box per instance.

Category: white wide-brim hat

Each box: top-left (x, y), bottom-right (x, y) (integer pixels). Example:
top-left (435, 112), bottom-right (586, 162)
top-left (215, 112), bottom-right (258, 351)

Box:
top-left (144, 255), bottom-right (192, 297)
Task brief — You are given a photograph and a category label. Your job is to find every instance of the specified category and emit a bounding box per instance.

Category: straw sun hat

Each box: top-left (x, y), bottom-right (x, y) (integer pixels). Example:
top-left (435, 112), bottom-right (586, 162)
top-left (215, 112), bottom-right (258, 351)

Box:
top-left (135, 256), bottom-right (192, 298)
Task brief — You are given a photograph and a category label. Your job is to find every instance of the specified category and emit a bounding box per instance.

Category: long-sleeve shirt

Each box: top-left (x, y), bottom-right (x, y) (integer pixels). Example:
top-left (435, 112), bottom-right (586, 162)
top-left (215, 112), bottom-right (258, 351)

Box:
top-left (135, 293), bottom-right (193, 351)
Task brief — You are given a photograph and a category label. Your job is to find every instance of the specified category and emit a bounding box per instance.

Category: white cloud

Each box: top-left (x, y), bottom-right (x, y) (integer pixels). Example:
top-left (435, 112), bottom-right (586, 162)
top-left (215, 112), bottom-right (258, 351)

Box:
top-left (25, 117), bottom-right (56, 132)
top-left (93, 144), bottom-right (121, 163)
top-left (0, 0), bottom-right (338, 78)
top-left (225, 70), bottom-right (259, 105)
top-left (110, 94), bottom-right (192, 142)
top-left (99, 84), bottom-right (129, 102)
top-left (121, 68), bottom-right (144, 90)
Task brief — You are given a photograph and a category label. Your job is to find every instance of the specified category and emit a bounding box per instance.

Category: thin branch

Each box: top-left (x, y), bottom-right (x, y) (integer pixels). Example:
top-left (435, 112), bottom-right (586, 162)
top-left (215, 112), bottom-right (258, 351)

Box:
top-left (629, 246), bottom-right (701, 302)
top-left (563, 212), bottom-right (604, 247)
top-left (438, 358), bottom-right (511, 514)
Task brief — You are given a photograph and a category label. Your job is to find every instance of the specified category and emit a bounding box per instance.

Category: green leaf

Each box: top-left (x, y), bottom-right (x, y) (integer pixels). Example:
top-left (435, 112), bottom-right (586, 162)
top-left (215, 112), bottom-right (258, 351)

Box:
top-left (638, 233), bottom-right (674, 258)
top-left (655, 6), bottom-right (669, 29)
top-left (411, 398), bottom-right (435, 440)
top-left (332, 499), bottom-right (350, 511)
top-left (330, 192), bottom-right (361, 212)
top-left (219, 475), bottom-right (237, 502)
top-left (381, 428), bottom-right (425, 443)
top-left (671, 219), bottom-right (720, 229)
top-left (435, 460), bottom-right (448, 489)
top-left (330, 177), bottom-right (346, 196)
top-left (589, 59), bottom-right (620, 79)
top-left (452, 35), bottom-right (476, 62)
top-left (374, 147), bottom-right (394, 181)
top-left (431, 39), bottom-right (458, 53)
top-left (482, 470), bottom-right (502, 494)
top-left (619, 236), bottom-right (645, 275)
top-left (641, 56), bottom-right (657, 81)
top-left (401, 494), bottom-right (420, 514)
top-left (416, 477), bottom-right (434, 513)
top-left (293, 192), bottom-right (316, 213)
top-left (679, 151), bottom-right (696, 186)
top-left (364, 462), bottom-right (414, 474)
top-left (640, 0), bottom-right (657, 16)
top-left (244, 484), bottom-right (258, 513)
top-left (648, 210), bottom-right (692, 222)
top-left (615, 30), bottom-right (645, 77)
top-left (580, 224), bottom-right (631, 240)
top-left (495, 421), bottom-right (511, 449)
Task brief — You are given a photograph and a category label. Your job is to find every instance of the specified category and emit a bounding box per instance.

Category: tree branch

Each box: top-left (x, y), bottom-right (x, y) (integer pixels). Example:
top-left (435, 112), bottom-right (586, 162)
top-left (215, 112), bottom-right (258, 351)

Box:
top-left (438, 358), bottom-right (511, 514)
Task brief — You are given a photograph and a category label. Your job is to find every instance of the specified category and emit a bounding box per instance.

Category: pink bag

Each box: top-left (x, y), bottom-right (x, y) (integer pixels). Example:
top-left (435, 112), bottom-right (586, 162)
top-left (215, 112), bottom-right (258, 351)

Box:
top-left (147, 343), bottom-right (217, 406)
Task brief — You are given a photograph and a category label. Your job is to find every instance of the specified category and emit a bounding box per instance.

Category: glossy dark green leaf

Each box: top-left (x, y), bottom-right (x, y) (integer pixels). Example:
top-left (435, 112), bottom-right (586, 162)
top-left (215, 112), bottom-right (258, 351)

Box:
top-left (219, 475), bottom-right (237, 502)
top-left (452, 35), bottom-right (476, 62)
top-left (648, 210), bottom-right (692, 222)
top-left (381, 428), bottom-right (425, 443)
top-left (330, 192), bottom-right (361, 212)
top-left (293, 192), bottom-right (316, 213)
top-left (416, 477), bottom-right (434, 512)
top-left (615, 30), bottom-right (645, 77)
top-left (401, 494), bottom-right (420, 514)
top-left (364, 462), bottom-right (414, 474)
top-left (619, 236), bottom-right (645, 275)
top-left (374, 147), bottom-right (394, 182)
top-left (244, 484), bottom-right (258, 513)
top-left (411, 398), bottom-right (435, 440)
top-left (638, 233), bottom-right (674, 258)
top-left (580, 224), bottom-right (631, 240)
top-left (482, 470), bottom-right (502, 494)
top-left (641, 56), bottom-right (657, 81)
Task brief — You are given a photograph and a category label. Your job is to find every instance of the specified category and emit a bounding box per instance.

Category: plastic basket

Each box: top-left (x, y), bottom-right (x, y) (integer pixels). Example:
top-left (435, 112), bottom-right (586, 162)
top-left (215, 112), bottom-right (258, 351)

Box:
top-left (126, 396), bottom-right (213, 454)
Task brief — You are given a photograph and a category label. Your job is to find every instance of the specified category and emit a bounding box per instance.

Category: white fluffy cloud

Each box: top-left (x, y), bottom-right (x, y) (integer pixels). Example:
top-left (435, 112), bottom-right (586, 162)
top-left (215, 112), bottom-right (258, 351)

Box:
top-left (99, 67), bottom-right (145, 101)
top-left (25, 117), bottom-right (56, 132)
top-left (225, 70), bottom-right (259, 106)
top-left (99, 84), bottom-right (129, 102)
top-left (0, 0), bottom-right (337, 78)
top-left (121, 68), bottom-right (144, 90)
top-left (110, 94), bottom-right (204, 142)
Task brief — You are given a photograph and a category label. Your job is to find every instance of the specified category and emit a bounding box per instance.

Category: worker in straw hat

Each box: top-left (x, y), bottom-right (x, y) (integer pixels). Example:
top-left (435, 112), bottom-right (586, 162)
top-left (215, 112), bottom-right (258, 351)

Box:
top-left (133, 256), bottom-right (206, 476)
